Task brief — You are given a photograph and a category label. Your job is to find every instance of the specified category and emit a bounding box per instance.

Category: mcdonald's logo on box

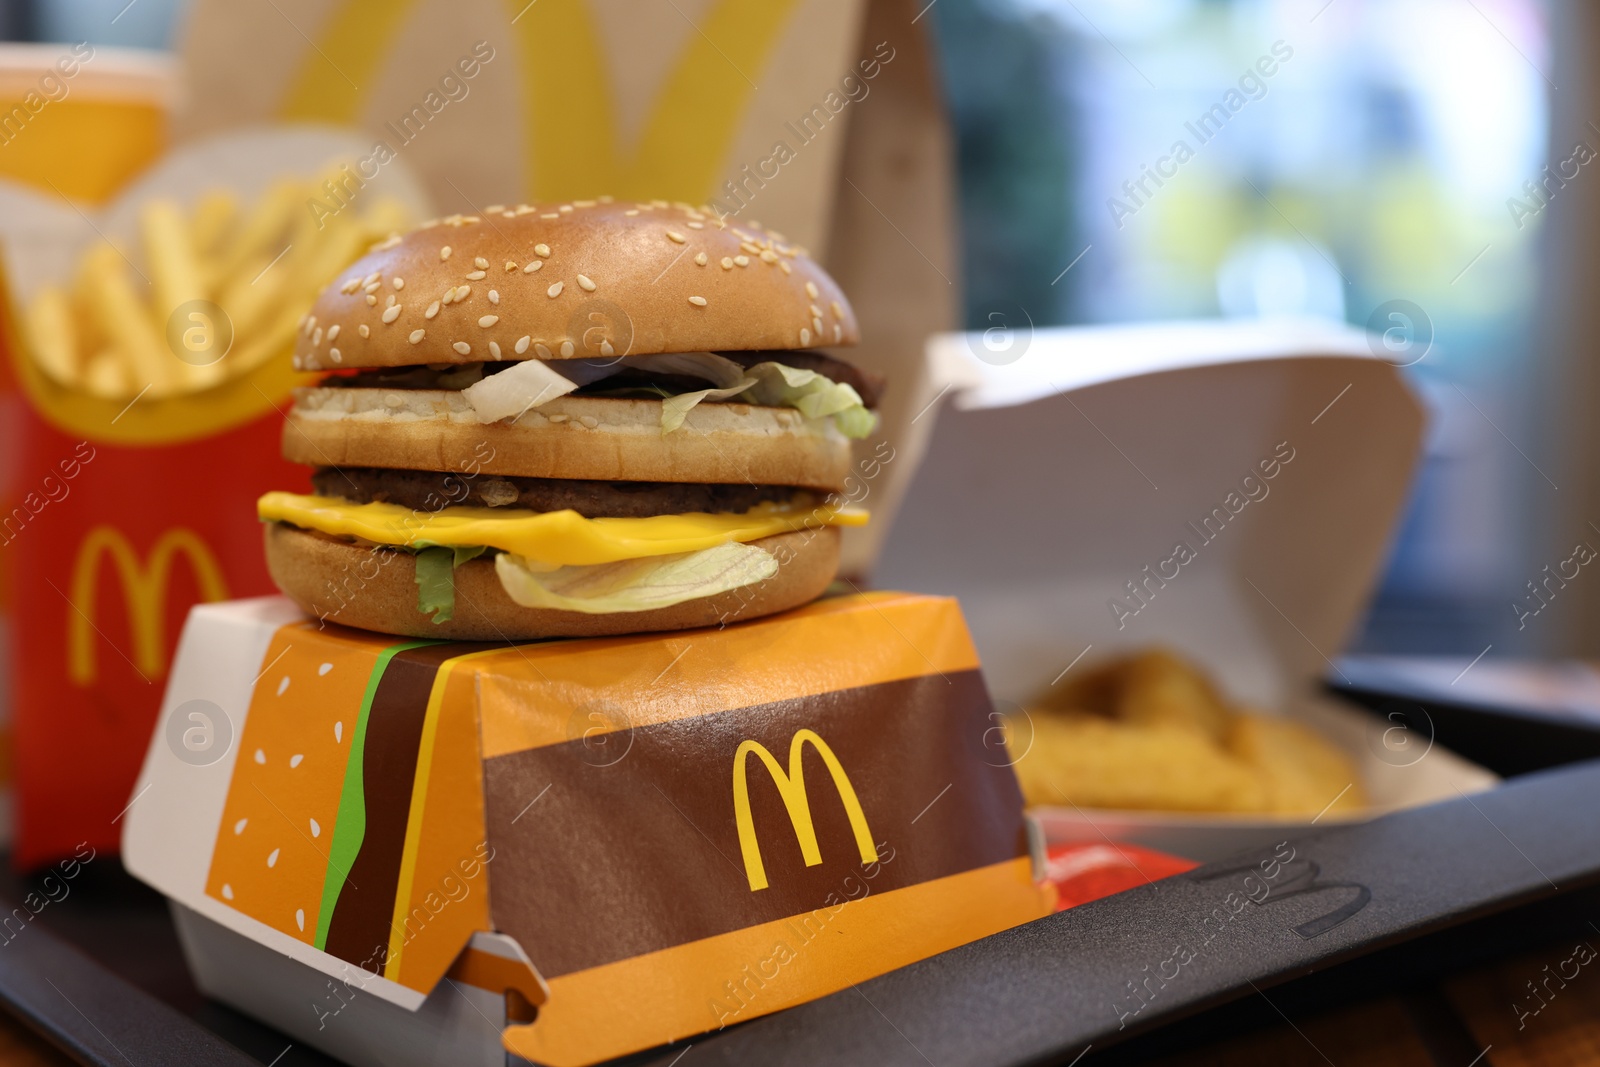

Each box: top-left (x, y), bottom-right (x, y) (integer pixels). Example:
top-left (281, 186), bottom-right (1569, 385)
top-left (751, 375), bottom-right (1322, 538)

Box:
top-left (124, 591), bottom-right (1054, 1067)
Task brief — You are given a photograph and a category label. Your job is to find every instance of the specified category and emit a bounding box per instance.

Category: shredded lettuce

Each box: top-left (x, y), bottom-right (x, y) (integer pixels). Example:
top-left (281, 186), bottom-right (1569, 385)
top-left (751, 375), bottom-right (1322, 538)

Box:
top-left (461, 351), bottom-right (877, 438)
top-left (642, 353), bottom-right (877, 438)
top-left (494, 541), bottom-right (778, 614)
top-left (414, 546), bottom-right (457, 623)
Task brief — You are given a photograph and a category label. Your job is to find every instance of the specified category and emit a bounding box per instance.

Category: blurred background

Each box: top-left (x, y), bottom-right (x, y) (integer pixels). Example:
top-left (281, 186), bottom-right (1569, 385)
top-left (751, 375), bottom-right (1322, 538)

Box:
top-left (1, 0), bottom-right (1597, 660)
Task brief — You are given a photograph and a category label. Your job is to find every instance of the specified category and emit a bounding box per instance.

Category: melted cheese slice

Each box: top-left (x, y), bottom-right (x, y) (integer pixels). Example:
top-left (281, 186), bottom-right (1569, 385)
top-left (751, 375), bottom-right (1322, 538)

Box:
top-left (258, 492), bottom-right (868, 567)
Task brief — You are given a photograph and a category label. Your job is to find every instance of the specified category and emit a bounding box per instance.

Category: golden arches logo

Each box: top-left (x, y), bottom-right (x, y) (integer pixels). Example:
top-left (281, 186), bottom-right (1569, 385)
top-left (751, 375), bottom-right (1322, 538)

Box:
top-left (732, 729), bottom-right (877, 893)
top-left (68, 526), bottom-right (229, 685)
top-left (277, 0), bottom-right (799, 202)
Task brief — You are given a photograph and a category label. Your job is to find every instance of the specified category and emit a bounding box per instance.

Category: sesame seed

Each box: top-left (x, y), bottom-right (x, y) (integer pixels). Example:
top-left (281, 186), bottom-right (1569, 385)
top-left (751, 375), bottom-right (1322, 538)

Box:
top-left (474, 256), bottom-right (488, 269)
top-left (489, 341), bottom-right (502, 358)
top-left (831, 301), bottom-right (844, 318)
top-left (386, 293), bottom-right (397, 307)
top-left (834, 324), bottom-right (843, 342)
top-left (363, 272), bottom-right (381, 287)
top-left (340, 279), bottom-right (360, 294)
top-left (688, 295), bottom-right (707, 307)
top-left (455, 285), bottom-right (471, 300)
top-left (779, 261), bottom-right (792, 275)
top-left (625, 209), bottom-right (639, 216)
top-left (761, 250), bottom-right (778, 263)
top-left (809, 304), bottom-right (822, 317)
top-left (695, 252), bottom-right (708, 266)
top-left (486, 204), bottom-right (505, 214)
top-left (381, 305), bottom-right (402, 323)
top-left (666, 230), bottom-right (686, 244)
top-left (366, 294), bottom-right (378, 305)
top-left (535, 243), bottom-right (551, 257)
top-left (385, 392), bottom-right (403, 408)
top-left (600, 340), bottom-right (615, 356)
top-left (575, 199), bottom-right (596, 208)
top-left (579, 415), bottom-right (599, 429)
top-left (548, 413), bottom-right (568, 423)
top-left (805, 281), bottom-right (820, 299)
top-left (577, 274), bottom-right (596, 291)
top-left (358, 324), bottom-right (370, 338)
top-left (329, 346), bottom-right (341, 361)
top-left (721, 257), bottom-right (734, 270)
top-left (515, 336), bottom-right (531, 354)
top-left (740, 242), bottom-right (760, 255)
top-left (541, 213), bottom-right (559, 219)
top-left (440, 246), bottom-right (452, 260)
top-left (688, 221), bottom-right (704, 229)
top-left (392, 277), bottom-right (404, 289)
top-left (453, 341), bottom-right (471, 355)
top-left (547, 281), bottom-right (564, 298)
top-left (479, 314), bottom-right (499, 327)
top-left (488, 289), bottom-right (500, 305)
top-left (327, 324), bottom-right (340, 341)
top-left (734, 255), bottom-right (749, 267)
top-left (312, 327), bottom-right (322, 346)
top-left (560, 340), bottom-right (575, 356)
top-left (466, 270), bottom-right (487, 280)
top-left (506, 261), bottom-right (517, 271)
top-left (442, 289), bottom-right (455, 306)
top-left (813, 316), bottom-right (823, 334)
top-left (535, 343), bottom-right (553, 358)
top-left (409, 329), bottom-right (425, 344)
top-left (523, 260), bottom-right (542, 273)
top-left (425, 301), bottom-right (440, 319)
top-left (559, 204), bottom-right (574, 214)
top-left (800, 328), bottom-right (811, 346)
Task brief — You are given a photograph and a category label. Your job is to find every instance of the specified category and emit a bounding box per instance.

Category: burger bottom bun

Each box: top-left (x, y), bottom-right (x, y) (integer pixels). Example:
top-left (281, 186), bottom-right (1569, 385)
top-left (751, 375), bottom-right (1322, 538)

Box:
top-left (264, 522), bottom-right (840, 641)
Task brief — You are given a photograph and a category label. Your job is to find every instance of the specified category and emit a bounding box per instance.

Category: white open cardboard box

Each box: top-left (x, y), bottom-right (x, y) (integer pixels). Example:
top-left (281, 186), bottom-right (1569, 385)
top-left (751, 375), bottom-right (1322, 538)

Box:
top-left (877, 318), bottom-right (1499, 861)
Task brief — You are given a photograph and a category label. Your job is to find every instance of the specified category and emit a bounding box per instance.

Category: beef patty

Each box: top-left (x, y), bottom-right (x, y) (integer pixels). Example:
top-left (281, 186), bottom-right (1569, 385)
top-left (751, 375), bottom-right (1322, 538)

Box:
top-left (311, 467), bottom-right (805, 519)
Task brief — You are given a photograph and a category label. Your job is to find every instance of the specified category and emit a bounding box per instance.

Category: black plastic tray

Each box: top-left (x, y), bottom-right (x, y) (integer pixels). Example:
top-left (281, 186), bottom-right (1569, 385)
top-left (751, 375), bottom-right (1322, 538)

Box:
top-left (1, 689), bottom-right (1597, 1067)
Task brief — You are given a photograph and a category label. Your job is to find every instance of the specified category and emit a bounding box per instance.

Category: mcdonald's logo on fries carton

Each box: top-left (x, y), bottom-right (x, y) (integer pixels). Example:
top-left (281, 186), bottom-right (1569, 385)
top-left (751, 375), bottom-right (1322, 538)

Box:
top-left (124, 592), bottom-right (1053, 1067)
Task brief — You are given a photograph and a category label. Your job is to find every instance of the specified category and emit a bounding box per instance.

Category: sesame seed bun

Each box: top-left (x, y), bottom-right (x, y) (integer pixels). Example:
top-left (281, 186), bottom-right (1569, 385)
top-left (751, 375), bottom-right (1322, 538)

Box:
top-left (284, 389), bottom-right (853, 491)
top-left (294, 200), bottom-right (859, 371)
top-left (265, 522), bottom-right (840, 641)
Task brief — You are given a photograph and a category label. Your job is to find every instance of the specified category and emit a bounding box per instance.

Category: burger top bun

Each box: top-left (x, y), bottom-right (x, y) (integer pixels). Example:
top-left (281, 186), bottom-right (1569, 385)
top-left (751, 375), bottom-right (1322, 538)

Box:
top-left (294, 199), bottom-right (860, 372)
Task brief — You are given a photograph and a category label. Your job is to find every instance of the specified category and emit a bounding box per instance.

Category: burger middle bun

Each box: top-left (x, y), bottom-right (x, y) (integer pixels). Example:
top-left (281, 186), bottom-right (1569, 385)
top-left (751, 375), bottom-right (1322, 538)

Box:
top-left (284, 389), bottom-right (853, 491)
top-left (295, 200), bottom-right (860, 372)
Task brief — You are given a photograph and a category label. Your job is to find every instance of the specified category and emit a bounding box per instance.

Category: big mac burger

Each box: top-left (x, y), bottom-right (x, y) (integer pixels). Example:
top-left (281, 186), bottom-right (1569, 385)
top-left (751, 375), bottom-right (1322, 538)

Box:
top-left (257, 199), bottom-right (879, 639)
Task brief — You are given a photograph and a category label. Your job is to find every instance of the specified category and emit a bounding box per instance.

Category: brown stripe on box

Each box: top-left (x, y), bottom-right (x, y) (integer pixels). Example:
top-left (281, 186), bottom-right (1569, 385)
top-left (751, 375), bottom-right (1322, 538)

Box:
top-left (482, 669), bottom-right (1029, 979)
top-left (323, 643), bottom-right (479, 971)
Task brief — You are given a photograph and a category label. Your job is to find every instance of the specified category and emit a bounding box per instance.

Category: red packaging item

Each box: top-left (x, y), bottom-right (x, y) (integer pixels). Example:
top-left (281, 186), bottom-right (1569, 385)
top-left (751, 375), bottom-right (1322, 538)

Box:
top-left (4, 388), bottom-right (304, 868)
top-left (1046, 842), bottom-right (1199, 911)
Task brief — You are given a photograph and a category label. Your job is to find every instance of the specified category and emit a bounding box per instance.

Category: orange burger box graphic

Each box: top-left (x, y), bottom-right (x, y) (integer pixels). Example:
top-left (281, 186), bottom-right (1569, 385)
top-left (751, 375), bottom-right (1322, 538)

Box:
top-left (0, 127), bottom-right (432, 868)
top-left (122, 592), bottom-right (1054, 1067)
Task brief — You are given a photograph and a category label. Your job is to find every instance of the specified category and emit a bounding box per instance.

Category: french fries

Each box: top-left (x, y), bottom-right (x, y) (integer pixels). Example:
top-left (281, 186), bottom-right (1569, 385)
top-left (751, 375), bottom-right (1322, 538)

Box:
top-left (1009, 647), bottom-right (1367, 817)
top-left (21, 170), bottom-right (412, 401)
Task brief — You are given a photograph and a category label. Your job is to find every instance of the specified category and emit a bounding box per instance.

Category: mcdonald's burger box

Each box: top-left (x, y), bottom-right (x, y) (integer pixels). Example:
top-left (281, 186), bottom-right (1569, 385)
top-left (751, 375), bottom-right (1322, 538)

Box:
top-left (121, 591), bottom-right (1054, 1067)
top-left (874, 318), bottom-right (1498, 862)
